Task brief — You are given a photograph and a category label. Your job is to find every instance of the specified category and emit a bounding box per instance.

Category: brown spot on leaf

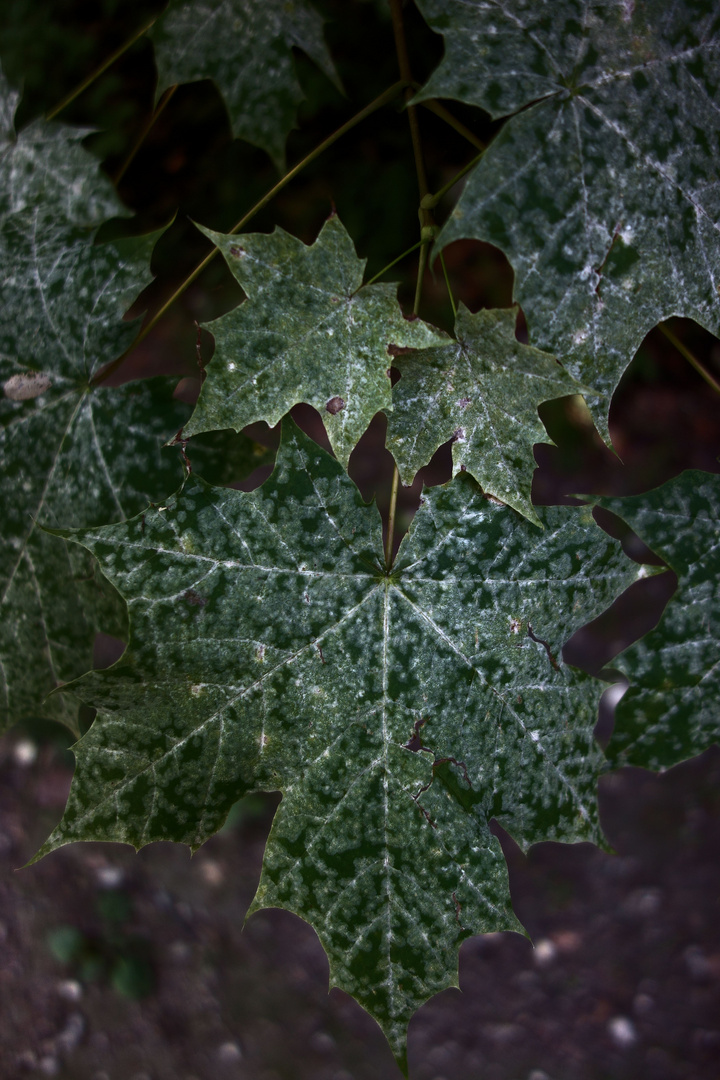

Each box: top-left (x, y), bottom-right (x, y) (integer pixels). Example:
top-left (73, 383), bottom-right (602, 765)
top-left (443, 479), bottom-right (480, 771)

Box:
top-left (229, 245), bottom-right (245, 257)
top-left (325, 396), bottom-right (345, 415)
top-left (183, 589), bottom-right (207, 607)
top-left (457, 397), bottom-right (471, 409)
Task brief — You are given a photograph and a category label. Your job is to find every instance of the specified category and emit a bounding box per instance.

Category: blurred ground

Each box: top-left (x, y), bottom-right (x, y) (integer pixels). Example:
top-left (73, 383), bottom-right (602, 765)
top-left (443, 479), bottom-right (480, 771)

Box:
top-left (1, 734), bottom-right (719, 1080)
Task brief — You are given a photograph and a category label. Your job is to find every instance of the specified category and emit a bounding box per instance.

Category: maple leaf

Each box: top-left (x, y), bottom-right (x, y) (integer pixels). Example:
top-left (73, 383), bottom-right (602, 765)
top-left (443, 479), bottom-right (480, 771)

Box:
top-left (183, 214), bottom-right (445, 466)
top-left (40, 419), bottom-right (638, 1062)
top-left (601, 470), bottom-right (720, 769)
top-left (149, 0), bottom-right (341, 168)
top-left (386, 304), bottom-right (586, 524)
top-left (0, 65), bottom-right (124, 231)
top-left (0, 209), bottom-right (188, 732)
top-left (415, 0), bottom-right (720, 438)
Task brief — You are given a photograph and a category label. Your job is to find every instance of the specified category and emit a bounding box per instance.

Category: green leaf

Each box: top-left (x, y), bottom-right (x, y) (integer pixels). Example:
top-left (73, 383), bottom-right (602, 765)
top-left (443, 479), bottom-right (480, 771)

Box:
top-left (0, 210), bottom-right (187, 732)
top-left (149, 0), bottom-right (340, 168)
top-left (183, 214), bottom-right (446, 466)
top-left (0, 65), bottom-right (124, 230)
top-left (386, 305), bottom-right (586, 525)
top-left (415, 0), bottom-right (720, 437)
top-left (600, 470), bottom-right (720, 770)
top-left (40, 419), bottom-right (636, 1061)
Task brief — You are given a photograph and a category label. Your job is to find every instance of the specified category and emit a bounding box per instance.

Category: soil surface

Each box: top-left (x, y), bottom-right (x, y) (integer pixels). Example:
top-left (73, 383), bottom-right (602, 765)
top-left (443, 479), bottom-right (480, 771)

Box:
top-left (1, 732), bottom-right (719, 1080)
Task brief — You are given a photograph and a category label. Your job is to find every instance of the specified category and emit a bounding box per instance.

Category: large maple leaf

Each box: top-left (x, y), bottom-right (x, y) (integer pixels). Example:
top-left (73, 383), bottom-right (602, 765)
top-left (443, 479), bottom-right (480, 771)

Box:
top-left (415, 0), bottom-right (720, 438)
top-left (40, 420), bottom-right (638, 1062)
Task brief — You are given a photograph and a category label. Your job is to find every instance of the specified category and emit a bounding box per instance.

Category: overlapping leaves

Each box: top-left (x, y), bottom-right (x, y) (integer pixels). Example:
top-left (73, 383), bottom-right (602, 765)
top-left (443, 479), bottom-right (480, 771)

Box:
top-left (150, 0), bottom-right (340, 167)
top-left (183, 214), bottom-right (445, 465)
top-left (41, 420), bottom-right (638, 1060)
top-left (602, 471), bottom-right (720, 770)
top-left (416, 0), bottom-right (720, 436)
top-left (386, 305), bottom-right (585, 524)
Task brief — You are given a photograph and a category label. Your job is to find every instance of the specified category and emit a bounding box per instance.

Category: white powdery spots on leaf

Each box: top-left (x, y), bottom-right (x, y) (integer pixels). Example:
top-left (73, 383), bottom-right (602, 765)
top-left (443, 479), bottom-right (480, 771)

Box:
top-left (386, 305), bottom-right (583, 524)
top-left (184, 214), bottom-right (445, 466)
top-left (41, 420), bottom-right (639, 1060)
top-left (419, 0), bottom-right (720, 434)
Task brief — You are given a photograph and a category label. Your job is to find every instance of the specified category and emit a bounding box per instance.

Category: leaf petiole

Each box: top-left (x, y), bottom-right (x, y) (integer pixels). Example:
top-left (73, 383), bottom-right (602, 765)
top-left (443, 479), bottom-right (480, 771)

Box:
top-left (362, 238), bottom-right (429, 289)
top-left (439, 250), bottom-right (457, 319)
top-left (421, 151), bottom-right (484, 211)
top-left (46, 13), bottom-right (159, 121)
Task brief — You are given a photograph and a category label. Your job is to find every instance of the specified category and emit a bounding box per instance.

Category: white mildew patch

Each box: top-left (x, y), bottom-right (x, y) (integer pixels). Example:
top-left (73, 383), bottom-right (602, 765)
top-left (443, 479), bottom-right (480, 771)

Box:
top-left (183, 215), bottom-right (445, 466)
top-left (601, 472), bottom-right (720, 770)
top-left (416, 0), bottom-right (720, 439)
top-left (149, 0), bottom-right (339, 167)
top-left (40, 420), bottom-right (638, 1061)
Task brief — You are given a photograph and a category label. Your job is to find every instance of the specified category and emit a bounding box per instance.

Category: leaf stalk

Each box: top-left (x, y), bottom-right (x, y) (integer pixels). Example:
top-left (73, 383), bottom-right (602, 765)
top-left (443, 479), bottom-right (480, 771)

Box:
top-left (46, 14), bottom-right (159, 121)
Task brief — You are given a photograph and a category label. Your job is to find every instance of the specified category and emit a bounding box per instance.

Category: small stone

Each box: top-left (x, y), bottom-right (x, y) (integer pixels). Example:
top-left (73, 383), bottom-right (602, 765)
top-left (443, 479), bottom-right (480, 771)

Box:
top-left (199, 859), bottom-right (224, 886)
top-left (633, 992), bottom-right (654, 1016)
top-left (533, 938), bottom-right (556, 965)
top-left (56, 1011), bottom-right (85, 1052)
top-left (528, 1071), bottom-right (551, 1080)
top-left (38, 1057), bottom-right (60, 1076)
top-left (608, 1016), bottom-right (637, 1047)
top-left (57, 979), bottom-right (83, 1002)
top-left (13, 738), bottom-right (37, 766)
top-left (310, 1030), bottom-right (336, 1053)
top-left (217, 1040), bottom-right (242, 1063)
top-left (96, 865), bottom-right (124, 889)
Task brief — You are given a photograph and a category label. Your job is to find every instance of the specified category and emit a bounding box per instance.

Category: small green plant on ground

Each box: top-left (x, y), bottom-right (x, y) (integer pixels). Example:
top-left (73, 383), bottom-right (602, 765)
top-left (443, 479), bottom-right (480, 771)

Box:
top-left (1, 0), bottom-right (719, 1071)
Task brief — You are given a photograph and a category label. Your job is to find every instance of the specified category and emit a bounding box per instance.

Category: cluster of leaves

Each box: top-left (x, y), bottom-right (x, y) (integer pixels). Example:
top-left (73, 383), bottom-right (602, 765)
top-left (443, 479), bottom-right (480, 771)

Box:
top-left (2, 0), bottom-right (719, 1069)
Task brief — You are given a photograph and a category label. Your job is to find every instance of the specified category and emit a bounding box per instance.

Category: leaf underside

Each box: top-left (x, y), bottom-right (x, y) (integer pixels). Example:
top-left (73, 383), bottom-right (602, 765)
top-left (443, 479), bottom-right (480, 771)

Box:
top-left (601, 470), bottom-right (720, 770)
top-left (386, 304), bottom-right (586, 524)
top-left (41, 420), bottom-right (638, 1060)
top-left (416, 0), bottom-right (720, 438)
top-left (184, 215), bottom-right (445, 466)
top-left (149, 0), bottom-right (340, 168)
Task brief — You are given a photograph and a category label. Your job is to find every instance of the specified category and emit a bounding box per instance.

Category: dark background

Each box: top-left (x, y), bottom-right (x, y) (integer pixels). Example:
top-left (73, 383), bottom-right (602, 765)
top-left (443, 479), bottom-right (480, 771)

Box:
top-left (1, 1), bottom-right (719, 1077)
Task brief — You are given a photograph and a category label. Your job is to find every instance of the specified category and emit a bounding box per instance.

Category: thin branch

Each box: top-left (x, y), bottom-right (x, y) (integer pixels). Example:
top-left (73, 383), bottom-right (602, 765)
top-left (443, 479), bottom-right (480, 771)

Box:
top-left (421, 151), bottom-right (483, 211)
top-left (361, 238), bottom-right (429, 289)
top-left (111, 85), bottom-right (178, 185)
top-left (415, 95), bottom-right (486, 152)
top-left (46, 14), bottom-right (158, 121)
top-left (91, 78), bottom-right (410, 387)
top-left (659, 322), bottom-right (720, 395)
top-left (439, 250), bottom-right (457, 319)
